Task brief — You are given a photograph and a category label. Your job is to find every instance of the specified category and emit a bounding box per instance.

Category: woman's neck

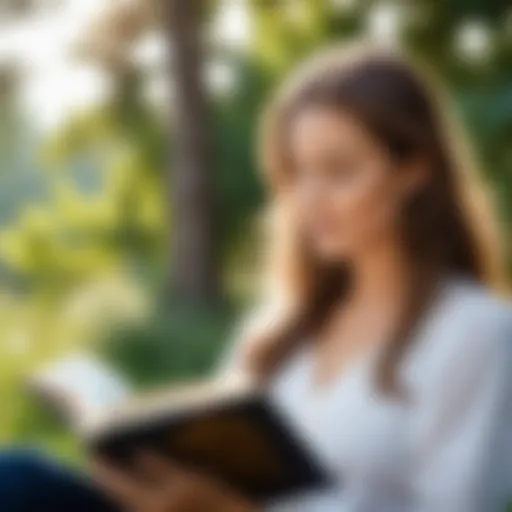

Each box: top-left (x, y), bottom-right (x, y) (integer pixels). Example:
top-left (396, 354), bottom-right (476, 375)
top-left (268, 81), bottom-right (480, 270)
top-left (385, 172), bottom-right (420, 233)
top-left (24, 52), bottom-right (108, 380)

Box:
top-left (313, 241), bottom-right (414, 389)
top-left (350, 239), bottom-right (411, 310)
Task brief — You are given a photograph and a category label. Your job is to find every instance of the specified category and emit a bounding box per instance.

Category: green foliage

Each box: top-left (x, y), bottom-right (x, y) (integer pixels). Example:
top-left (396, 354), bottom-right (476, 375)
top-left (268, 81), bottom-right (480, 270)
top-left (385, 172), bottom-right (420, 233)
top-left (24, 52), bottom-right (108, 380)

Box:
top-left (99, 302), bottom-right (237, 388)
top-left (0, 74), bottom-right (167, 295)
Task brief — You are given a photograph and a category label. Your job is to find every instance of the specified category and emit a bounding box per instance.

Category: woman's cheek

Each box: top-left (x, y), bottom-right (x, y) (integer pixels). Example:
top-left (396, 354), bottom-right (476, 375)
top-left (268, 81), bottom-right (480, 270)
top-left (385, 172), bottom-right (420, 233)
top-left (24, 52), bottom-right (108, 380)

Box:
top-left (336, 174), bottom-right (398, 254)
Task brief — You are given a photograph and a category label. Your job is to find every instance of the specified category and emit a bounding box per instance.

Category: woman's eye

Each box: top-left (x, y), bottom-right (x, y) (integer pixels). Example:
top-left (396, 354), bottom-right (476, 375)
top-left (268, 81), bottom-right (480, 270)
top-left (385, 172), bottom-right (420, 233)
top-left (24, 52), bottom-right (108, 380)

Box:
top-left (294, 159), bottom-right (359, 186)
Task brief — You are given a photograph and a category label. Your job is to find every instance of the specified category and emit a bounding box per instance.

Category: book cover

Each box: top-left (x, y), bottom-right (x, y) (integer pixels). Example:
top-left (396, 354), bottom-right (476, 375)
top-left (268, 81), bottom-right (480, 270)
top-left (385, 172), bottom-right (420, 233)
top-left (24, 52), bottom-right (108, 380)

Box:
top-left (29, 354), bottom-right (330, 501)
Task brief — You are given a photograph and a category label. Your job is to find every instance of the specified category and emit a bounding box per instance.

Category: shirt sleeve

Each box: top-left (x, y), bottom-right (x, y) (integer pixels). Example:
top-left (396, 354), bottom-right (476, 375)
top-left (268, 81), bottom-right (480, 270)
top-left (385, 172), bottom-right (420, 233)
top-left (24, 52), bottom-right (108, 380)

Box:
top-left (409, 306), bottom-right (512, 512)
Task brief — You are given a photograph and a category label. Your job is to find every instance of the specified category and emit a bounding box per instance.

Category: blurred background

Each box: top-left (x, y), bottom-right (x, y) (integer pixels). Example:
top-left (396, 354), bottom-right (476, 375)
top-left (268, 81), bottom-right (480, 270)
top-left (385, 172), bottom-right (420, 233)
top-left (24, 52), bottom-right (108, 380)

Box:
top-left (0, 0), bottom-right (510, 462)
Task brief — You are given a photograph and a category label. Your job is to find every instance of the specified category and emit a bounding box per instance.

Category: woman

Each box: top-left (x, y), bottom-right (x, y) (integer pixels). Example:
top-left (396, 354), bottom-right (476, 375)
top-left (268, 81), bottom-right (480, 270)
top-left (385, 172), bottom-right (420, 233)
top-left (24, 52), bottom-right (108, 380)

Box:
top-left (1, 44), bottom-right (512, 512)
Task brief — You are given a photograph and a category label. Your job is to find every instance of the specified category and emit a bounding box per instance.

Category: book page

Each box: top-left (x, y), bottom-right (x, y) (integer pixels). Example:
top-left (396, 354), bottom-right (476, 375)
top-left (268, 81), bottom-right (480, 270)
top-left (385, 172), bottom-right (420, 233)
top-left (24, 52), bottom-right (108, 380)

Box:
top-left (30, 353), bottom-right (132, 429)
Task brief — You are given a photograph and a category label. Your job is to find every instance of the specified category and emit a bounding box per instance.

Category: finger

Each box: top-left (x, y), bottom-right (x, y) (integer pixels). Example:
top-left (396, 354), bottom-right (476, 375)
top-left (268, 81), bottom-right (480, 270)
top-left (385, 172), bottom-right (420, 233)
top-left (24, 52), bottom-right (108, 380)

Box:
top-left (136, 451), bottom-right (181, 483)
top-left (92, 459), bottom-right (144, 506)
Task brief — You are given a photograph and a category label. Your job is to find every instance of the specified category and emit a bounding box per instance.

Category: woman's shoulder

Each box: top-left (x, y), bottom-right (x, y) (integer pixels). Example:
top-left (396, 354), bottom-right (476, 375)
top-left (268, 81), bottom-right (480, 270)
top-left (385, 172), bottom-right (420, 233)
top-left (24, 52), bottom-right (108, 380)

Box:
top-left (404, 277), bottom-right (512, 391)
top-left (440, 277), bottom-right (512, 336)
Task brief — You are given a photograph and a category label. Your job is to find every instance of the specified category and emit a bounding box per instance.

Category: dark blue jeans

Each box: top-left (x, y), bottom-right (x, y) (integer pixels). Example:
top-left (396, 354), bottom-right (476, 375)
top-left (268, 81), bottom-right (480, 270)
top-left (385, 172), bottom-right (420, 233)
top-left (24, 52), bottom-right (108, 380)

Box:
top-left (0, 450), bottom-right (120, 511)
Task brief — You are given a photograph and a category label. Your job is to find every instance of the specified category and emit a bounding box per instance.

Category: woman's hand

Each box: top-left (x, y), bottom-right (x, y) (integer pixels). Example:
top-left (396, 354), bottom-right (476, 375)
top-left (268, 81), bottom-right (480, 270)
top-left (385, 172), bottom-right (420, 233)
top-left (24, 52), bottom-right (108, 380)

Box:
top-left (93, 452), bottom-right (259, 512)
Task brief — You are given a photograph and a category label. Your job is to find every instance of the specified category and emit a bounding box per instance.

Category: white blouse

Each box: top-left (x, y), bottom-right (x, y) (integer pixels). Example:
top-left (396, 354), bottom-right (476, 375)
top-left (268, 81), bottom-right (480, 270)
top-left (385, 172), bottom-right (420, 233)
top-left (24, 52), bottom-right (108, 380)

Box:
top-left (224, 278), bottom-right (512, 512)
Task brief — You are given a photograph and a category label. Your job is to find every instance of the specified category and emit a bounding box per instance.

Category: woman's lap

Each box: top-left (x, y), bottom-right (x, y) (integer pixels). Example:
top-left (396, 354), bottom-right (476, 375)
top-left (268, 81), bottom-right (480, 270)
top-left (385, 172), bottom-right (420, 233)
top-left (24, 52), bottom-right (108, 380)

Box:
top-left (0, 449), bottom-right (119, 512)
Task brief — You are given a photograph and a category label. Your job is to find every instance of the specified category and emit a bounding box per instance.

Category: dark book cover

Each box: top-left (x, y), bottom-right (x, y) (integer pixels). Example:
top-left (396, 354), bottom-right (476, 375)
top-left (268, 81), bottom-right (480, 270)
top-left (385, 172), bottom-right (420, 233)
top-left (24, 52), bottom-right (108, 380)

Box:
top-left (91, 393), bottom-right (329, 501)
top-left (29, 354), bottom-right (330, 501)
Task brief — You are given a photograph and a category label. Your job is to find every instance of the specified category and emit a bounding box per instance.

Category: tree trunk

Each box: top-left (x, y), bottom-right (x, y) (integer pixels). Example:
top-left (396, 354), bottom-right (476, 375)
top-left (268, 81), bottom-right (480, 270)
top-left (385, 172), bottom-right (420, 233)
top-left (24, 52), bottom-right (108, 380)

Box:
top-left (165, 0), bottom-right (219, 306)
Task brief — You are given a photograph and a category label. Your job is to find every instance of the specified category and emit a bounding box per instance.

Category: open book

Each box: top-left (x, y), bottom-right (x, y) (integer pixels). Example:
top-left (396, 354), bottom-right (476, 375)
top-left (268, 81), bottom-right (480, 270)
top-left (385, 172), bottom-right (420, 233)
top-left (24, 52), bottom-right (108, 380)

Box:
top-left (28, 354), bottom-right (329, 500)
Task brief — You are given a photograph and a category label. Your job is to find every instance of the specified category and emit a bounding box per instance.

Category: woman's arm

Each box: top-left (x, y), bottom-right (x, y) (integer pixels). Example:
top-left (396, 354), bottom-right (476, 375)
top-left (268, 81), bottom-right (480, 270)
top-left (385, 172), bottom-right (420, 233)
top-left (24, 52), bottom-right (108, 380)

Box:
top-left (409, 305), bottom-right (512, 512)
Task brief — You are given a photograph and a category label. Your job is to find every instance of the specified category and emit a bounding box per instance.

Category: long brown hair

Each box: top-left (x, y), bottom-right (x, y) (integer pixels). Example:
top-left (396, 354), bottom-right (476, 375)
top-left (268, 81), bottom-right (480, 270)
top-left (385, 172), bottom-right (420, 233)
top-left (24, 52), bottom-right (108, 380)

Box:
top-left (242, 44), bottom-right (507, 394)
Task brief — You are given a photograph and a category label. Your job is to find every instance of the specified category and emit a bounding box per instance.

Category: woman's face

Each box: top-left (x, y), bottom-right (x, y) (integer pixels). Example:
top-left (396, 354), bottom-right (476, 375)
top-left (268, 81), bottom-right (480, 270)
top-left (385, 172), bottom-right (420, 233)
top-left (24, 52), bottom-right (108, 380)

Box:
top-left (288, 105), bottom-right (421, 263)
